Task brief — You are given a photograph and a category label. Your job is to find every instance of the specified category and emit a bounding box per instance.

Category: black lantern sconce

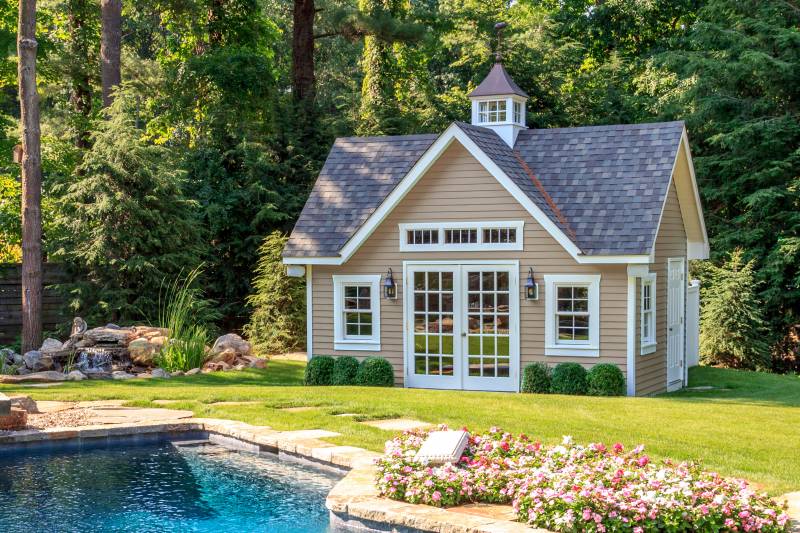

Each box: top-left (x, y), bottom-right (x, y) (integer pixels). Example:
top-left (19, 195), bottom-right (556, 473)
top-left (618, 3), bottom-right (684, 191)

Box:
top-left (525, 267), bottom-right (539, 301)
top-left (383, 268), bottom-right (397, 299)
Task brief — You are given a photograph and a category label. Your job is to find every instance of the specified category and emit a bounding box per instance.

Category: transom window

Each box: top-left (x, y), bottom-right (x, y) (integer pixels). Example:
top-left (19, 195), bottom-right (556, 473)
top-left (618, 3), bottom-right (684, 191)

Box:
top-left (483, 227), bottom-right (516, 244)
top-left (343, 285), bottom-right (372, 337)
top-left (555, 286), bottom-right (590, 343)
top-left (407, 229), bottom-right (438, 245)
top-left (333, 275), bottom-right (381, 351)
top-left (400, 221), bottom-right (523, 251)
top-left (640, 274), bottom-right (657, 354)
top-left (478, 100), bottom-right (507, 123)
top-left (544, 274), bottom-right (600, 357)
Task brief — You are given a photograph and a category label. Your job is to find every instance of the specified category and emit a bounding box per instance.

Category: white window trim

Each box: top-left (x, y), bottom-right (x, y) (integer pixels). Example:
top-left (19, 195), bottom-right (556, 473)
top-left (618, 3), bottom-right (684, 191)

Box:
top-left (399, 221), bottom-right (524, 252)
top-left (333, 275), bottom-right (381, 351)
top-left (640, 273), bottom-right (657, 355)
top-left (544, 274), bottom-right (600, 357)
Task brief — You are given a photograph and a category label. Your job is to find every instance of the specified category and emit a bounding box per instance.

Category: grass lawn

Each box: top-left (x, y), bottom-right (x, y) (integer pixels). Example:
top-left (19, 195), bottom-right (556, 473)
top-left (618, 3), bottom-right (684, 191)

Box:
top-left (2, 364), bottom-right (798, 495)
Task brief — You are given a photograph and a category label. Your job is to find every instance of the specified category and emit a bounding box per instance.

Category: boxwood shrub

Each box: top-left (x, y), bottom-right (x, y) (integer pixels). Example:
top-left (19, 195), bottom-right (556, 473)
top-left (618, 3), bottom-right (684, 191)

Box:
top-left (587, 363), bottom-right (626, 396)
top-left (304, 355), bottom-right (335, 386)
top-left (332, 356), bottom-right (360, 385)
top-left (550, 362), bottom-right (588, 395)
top-left (521, 362), bottom-right (551, 393)
top-left (355, 356), bottom-right (395, 387)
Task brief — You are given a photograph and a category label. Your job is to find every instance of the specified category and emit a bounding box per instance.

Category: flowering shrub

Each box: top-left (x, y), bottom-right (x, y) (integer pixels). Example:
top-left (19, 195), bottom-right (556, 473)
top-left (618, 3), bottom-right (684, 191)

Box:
top-left (375, 427), bottom-right (790, 532)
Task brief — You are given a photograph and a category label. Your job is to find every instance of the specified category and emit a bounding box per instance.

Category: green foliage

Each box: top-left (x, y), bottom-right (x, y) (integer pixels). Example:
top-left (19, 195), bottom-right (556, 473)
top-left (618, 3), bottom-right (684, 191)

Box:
top-left (304, 355), bottom-right (335, 386)
top-left (586, 363), bottom-right (626, 396)
top-left (51, 88), bottom-right (207, 325)
top-left (550, 363), bottom-right (588, 395)
top-left (154, 266), bottom-right (214, 372)
top-left (355, 356), bottom-right (394, 387)
top-left (521, 362), bottom-right (551, 394)
top-left (243, 231), bottom-right (306, 355)
top-left (699, 250), bottom-right (771, 370)
top-left (332, 356), bottom-right (360, 385)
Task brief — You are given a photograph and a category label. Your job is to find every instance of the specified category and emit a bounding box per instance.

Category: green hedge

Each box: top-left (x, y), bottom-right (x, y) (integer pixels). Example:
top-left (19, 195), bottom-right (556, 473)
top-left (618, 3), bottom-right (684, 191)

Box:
top-left (355, 357), bottom-right (395, 387)
top-left (550, 362), bottom-right (588, 395)
top-left (304, 355), bottom-right (335, 385)
top-left (332, 356), bottom-right (360, 385)
top-left (521, 362), bottom-right (551, 393)
top-left (587, 363), bottom-right (626, 396)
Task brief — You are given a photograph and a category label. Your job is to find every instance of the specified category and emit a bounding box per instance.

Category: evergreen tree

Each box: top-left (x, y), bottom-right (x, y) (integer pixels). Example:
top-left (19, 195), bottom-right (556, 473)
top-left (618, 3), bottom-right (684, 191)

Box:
top-left (699, 250), bottom-right (771, 370)
top-left (52, 88), bottom-right (206, 324)
top-left (243, 231), bottom-right (305, 355)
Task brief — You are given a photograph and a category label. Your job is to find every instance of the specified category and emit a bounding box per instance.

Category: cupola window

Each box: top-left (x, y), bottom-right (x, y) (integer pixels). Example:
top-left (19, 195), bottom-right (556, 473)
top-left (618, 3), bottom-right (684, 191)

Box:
top-left (478, 100), bottom-right (507, 123)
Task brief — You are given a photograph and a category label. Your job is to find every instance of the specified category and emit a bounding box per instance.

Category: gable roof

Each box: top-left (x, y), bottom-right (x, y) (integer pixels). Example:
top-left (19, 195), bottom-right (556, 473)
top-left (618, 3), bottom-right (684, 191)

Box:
top-left (284, 121), bottom-right (693, 263)
top-left (468, 63), bottom-right (528, 98)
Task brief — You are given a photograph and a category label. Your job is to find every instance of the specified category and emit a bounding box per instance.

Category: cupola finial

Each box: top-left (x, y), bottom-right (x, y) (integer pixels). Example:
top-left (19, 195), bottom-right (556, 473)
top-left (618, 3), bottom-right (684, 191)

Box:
top-left (494, 22), bottom-right (507, 63)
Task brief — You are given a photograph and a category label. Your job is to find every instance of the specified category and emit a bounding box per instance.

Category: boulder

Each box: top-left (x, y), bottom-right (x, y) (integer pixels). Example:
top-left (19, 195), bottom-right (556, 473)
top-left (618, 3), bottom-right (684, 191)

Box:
top-left (0, 371), bottom-right (67, 384)
top-left (74, 338), bottom-right (96, 348)
top-left (67, 370), bottom-right (87, 381)
top-left (0, 348), bottom-right (18, 365)
top-left (39, 338), bottom-right (64, 353)
top-left (151, 368), bottom-right (170, 379)
top-left (210, 348), bottom-right (237, 365)
top-left (210, 334), bottom-right (251, 359)
top-left (128, 338), bottom-right (160, 366)
top-left (171, 371), bottom-right (184, 377)
top-left (8, 395), bottom-right (38, 413)
top-left (247, 358), bottom-right (268, 369)
top-left (111, 371), bottom-right (135, 380)
top-left (83, 326), bottom-right (131, 345)
top-left (204, 361), bottom-right (230, 372)
top-left (23, 351), bottom-right (54, 372)
top-left (185, 368), bottom-right (201, 376)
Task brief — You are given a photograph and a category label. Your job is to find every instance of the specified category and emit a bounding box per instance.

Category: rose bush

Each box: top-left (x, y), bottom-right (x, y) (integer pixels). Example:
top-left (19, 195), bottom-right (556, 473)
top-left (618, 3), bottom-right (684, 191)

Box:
top-left (375, 427), bottom-right (790, 532)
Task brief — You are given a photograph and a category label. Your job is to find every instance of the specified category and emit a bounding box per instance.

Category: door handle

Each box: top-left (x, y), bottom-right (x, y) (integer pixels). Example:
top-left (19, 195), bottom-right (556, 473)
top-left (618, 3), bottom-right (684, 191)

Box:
top-left (461, 332), bottom-right (467, 337)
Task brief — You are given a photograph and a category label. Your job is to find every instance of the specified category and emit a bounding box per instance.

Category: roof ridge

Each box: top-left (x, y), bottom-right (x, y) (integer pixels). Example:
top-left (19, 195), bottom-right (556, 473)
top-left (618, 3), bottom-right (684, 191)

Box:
top-left (335, 133), bottom-right (439, 142)
top-left (511, 150), bottom-right (578, 242)
top-left (521, 120), bottom-right (685, 135)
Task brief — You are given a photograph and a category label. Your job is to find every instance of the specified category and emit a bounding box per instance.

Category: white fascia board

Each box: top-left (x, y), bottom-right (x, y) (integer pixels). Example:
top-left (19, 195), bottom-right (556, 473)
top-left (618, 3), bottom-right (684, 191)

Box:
top-left (577, 254), bottom-right (651, 265)
top-left (283, 256), bottom-right (340, 265)
top-left (626, 274), bottom-right (637, 396)
top-left (651, 128), bottom-right (710, 261)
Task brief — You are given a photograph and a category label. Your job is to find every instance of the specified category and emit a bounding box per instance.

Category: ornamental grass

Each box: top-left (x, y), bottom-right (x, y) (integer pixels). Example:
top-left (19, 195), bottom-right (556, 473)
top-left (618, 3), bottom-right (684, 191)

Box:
top-left (376, 427), bottom-right (790, 532)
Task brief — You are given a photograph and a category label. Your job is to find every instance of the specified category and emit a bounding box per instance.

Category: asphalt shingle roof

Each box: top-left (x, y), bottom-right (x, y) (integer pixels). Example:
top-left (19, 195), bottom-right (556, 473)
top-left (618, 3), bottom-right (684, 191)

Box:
top-left (468, 63), bottom-right (529, 98)
top-left (284, 121), bottom-right (685, 258)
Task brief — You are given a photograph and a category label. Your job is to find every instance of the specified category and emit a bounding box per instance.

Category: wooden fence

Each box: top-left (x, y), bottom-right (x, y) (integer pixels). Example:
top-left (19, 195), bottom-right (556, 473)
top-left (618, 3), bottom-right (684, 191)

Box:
top-left (0, 264), bottom-right (68, 347)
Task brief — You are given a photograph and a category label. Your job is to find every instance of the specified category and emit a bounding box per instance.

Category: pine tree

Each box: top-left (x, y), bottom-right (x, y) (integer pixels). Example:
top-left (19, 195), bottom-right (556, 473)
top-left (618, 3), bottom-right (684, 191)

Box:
top-left (52, 87), bottom-right (206, 324)
top-left (699, 250), bottom-right (771, 370)
top-left (243, 231), bottom-right (306, 355)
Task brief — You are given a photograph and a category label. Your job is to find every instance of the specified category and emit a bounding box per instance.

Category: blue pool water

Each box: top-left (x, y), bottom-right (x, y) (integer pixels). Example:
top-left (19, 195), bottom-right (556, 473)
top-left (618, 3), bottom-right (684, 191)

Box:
top-left (0, 440), bottom-right (341, 532)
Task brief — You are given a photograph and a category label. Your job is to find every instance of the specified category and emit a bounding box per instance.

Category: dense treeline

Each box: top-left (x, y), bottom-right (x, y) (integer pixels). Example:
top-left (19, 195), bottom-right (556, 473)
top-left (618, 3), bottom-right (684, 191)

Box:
top-left (0, 0), bottom-right (797, 367)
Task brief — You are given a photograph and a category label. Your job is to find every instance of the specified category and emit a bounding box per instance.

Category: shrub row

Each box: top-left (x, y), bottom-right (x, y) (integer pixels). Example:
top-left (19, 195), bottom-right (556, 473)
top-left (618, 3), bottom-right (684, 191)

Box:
top-left (522, 362), bottom-right (625, 396)
top-left (304, 355), bottom-right (395, 387)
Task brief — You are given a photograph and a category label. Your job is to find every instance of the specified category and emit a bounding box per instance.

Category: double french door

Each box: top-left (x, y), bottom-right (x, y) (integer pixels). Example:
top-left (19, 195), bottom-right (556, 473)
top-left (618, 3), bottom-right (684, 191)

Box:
top-left (405, 262), bottom-right (519, 392)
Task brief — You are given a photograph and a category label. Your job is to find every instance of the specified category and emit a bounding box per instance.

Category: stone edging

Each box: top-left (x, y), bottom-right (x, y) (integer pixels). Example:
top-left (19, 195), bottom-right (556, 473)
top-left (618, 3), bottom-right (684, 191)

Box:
top-left (0, 418), bottom-right (797, 533)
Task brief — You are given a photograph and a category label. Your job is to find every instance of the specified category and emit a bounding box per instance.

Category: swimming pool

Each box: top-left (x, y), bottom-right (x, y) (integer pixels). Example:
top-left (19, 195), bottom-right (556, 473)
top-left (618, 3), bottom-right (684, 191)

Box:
top-left (0, 440), bottom-right (342, 532)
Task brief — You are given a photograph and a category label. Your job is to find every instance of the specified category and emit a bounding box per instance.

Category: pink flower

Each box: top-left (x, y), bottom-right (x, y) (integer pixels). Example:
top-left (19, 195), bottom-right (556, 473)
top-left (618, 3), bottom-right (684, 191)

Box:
top-left (431, 491), bottom-right (441, 502)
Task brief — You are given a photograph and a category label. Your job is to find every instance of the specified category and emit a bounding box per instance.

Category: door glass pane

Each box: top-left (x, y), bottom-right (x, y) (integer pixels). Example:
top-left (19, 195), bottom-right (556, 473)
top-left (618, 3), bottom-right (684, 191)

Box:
top-left (414, 272), bottom-right (425, 290)
top-left (468, 336), bottom-right (480, 355)
top-left (482, 359), bottom-right (496, 377)
top-left (468, 272), bottom-right (480, 291)
top-left (482, 293), bottom-right (495, 312)
top-left (482, 336), bottom-right (495, 356)
top-left (414, 314), bottom-right (425, 332)
top-left (482, 272), bottom-right (494, 291)
top-left (442, 357), bottom-right (454, 375)
top-left (442, 293), bottom-right (453, 312)
top-left (496, 293), bottom-right (509, 312)
top-left (497, 271), bottom-right (509, 291)
top-left (497, 336), bottom-right (509, 357)
top-left (428, 293), bottom-right (439, 312)
top-left (441, 314), bottom-right (453, 333)
top-left (497, 360), bottom-right (509, 377)
top-left (469, 357), bottom-right (481, 376)
top-left (442, 272), bottom-right (453, 290)
top-left (441, 335), bottom-right (453, 355)
top-left (468, 314), bottom-right (480, 334)
top-left (414, 294), bottom-right (425, 312)
top-left (468, 293), bottom-right (480, 311)
top-left (415, 356), bottom-right (426, 374)
top-left (428, 272), bottom-right (439, 291)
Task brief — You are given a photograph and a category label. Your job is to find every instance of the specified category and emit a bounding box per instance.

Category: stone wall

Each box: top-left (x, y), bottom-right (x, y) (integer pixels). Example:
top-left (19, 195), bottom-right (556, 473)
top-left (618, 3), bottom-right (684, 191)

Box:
top-left (0, 263), bottom-right (68, 345)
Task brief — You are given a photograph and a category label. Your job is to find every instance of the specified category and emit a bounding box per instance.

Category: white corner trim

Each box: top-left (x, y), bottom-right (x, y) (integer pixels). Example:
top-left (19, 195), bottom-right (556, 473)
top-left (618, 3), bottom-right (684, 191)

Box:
top-left (626, 275), bottom-right (636, 396)
top-left (332, 274), bottom-right (381, 353)
top-left (306, 265), bottom-right (313, 361)
top-left (639, 272), bottom-right (657, 356)
top-left (543, 274), bottom-right (601, 357)
top-left (398, 220), bottom-right (524, 252)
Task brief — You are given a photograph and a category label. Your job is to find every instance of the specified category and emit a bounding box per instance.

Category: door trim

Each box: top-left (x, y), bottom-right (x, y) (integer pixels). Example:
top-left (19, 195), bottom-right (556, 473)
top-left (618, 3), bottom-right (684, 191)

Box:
top-left (403, 260), bottom-right (520, 392)
top-left (666, 257), bottom-right (686, 392)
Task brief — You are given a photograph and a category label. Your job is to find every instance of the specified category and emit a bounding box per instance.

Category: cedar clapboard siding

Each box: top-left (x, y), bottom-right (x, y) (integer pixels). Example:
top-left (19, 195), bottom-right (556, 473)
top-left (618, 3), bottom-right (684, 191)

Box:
top-left (636, 181), bottom-right (686, 395)
top-left (312, 141), bottom-right (629, 386)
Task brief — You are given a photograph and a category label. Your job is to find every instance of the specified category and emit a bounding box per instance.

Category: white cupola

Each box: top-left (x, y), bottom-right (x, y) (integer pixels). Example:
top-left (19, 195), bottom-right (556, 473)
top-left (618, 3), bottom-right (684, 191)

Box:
top-left (468, 62), bottom-right (528, 147)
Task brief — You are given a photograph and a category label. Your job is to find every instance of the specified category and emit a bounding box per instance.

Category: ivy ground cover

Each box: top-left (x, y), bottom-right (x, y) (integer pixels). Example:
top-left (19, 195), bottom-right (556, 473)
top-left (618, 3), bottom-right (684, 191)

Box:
top-left (376, 427), bottom-right (791, 532)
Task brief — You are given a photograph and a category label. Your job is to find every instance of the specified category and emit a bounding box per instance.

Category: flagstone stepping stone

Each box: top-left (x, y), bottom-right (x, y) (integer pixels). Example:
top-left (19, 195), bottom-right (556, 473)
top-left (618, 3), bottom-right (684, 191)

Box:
top-left (76, 400), bottom-right (127, 408)
top-left (334, 413), bottom-right (359, 417)
top-left (208, 401), bottom-right (263, 406)
top-left (360, 418), bottom-right (432, 432)
top-left (35, 401), bottom-right (75, 413)
top-left (86, 407), bottom-right (194, 425)
top-left (152, 399), bottom-right (185, 405)
top-left (280, 406), bottom-right (319, 412)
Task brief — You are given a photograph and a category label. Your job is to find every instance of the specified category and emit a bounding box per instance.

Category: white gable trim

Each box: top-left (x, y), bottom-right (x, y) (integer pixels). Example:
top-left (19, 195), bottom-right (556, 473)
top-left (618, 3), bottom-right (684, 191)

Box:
top-left (282, 122), bottom-right (667, 266)
top-left (652, 128), bottom-right (710, 261)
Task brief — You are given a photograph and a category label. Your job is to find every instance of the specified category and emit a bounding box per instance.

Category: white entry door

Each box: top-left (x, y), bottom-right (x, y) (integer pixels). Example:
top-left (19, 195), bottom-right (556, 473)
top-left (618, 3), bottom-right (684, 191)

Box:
top-left (405, 263), bottom-right (519, 392)
top-left (667, 258), bottom-right (685, 391)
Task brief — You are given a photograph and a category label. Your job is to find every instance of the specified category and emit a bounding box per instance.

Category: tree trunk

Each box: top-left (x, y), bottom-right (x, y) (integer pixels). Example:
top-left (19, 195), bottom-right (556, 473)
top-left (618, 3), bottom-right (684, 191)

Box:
top-left (292, 0), bottom-right (315, 104)
top-left (100, 0), bottom-right (122, 108)
top-left (17, 0), bottom-right (43, 354)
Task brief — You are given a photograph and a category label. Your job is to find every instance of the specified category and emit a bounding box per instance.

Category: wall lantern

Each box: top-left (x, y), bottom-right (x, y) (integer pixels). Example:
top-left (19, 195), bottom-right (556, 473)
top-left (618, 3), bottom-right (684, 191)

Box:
top-left (525, 267), bottom-right (539, 301)
top-left (383, 268), bottom-right (397, 299)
